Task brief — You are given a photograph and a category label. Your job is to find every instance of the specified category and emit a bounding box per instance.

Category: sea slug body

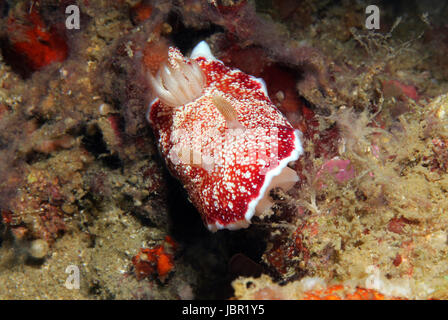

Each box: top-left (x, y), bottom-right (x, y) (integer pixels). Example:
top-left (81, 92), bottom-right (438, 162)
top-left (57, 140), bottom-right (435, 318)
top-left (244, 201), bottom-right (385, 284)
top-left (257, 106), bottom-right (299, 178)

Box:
top-left (147, 41), bottom-right (303, 232)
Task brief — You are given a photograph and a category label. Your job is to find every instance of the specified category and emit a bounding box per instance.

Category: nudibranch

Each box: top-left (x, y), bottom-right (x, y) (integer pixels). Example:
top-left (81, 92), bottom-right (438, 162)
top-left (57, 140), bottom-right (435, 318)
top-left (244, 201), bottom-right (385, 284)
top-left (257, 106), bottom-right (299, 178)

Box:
top-left (147, 41), bottom-right (303, 232)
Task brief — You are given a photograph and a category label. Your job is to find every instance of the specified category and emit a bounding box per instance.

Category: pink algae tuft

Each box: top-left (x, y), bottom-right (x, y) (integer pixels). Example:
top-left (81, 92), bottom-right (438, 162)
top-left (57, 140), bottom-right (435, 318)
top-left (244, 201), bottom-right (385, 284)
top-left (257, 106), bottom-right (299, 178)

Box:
top-left (382, 80), bottom-right (419, 101)
top-left (317, 158), bottom-right (356, 185)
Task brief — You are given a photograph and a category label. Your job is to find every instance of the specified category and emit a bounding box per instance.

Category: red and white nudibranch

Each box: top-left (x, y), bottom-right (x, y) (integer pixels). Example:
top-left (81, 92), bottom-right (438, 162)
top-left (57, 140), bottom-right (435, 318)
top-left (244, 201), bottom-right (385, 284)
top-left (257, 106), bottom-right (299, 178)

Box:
top-left (147, 41), bottom-right (303, 232)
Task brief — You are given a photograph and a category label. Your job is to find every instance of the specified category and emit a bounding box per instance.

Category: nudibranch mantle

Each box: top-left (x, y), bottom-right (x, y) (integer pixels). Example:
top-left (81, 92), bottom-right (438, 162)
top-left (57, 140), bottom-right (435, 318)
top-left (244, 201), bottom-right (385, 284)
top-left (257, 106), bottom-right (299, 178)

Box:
top-left (147, 41), bottom-right (303, 232)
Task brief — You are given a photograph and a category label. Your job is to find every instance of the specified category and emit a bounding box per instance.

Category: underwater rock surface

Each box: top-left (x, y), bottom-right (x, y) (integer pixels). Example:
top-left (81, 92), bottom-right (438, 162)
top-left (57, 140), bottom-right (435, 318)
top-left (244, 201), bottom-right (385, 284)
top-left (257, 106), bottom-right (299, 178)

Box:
top-left (0, 0), bottom-right (447, 300)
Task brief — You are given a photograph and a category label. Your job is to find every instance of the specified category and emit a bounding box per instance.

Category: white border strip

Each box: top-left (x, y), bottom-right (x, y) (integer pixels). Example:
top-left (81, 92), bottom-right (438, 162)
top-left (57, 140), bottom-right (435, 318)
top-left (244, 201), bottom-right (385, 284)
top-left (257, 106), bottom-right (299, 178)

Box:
top-left (208, 129), bottom-right (303, 232)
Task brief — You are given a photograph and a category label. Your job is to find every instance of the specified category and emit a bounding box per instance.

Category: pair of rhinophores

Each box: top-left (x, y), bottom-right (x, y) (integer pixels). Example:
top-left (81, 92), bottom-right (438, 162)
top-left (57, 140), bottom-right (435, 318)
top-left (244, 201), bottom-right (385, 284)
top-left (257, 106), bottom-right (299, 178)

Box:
top-left (147, 41), bottom-right (303, 232)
